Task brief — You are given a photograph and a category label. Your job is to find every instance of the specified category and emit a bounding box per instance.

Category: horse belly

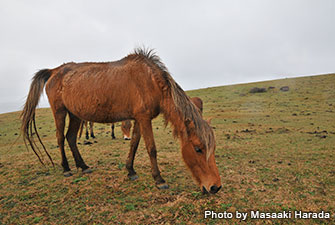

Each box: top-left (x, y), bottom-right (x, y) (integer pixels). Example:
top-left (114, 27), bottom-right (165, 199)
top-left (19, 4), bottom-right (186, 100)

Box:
top-left (64, 93), bottom-right (133, 123)
top-left (61, 81), bottom-right (131, 122)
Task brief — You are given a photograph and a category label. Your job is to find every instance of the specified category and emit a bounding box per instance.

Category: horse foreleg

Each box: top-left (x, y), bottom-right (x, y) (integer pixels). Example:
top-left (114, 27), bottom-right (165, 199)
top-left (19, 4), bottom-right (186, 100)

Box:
top-left (53, 108), bottom-right (71, 176)
top-left (126, 121), bottom-right (140, 180)
top-left (138, 119), bottom-right (168, 189)
top-left (66, 113), bottom-right (91, 173)
top-left (89, 121), bottom-right (95, 138)
top-left (84, 121), bottom-right (89, 140)
top-left (111, 123), bottom-right (116, 139)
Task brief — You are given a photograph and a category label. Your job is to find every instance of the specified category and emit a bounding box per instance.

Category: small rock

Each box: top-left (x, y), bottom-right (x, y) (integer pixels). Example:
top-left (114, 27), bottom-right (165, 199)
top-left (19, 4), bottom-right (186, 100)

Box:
top-left (250, 87), bottom-right (267, 93)
top-left (280, 86), bottom-right (289, 92)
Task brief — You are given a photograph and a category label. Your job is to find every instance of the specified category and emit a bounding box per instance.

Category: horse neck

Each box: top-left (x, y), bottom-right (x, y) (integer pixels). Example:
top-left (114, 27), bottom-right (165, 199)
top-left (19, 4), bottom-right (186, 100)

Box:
top-left (162, 97), bottom-right (188, 140)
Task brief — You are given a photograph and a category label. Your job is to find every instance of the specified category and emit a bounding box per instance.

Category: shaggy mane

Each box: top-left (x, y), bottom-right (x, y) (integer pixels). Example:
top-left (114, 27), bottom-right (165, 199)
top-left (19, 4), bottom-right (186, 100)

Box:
top-left (129, 47), bottom-right (215, 160)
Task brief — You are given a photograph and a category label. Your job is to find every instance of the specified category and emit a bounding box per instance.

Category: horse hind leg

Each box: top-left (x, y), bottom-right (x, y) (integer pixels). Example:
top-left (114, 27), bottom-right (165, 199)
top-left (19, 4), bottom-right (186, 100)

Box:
top-left (52, 108), bottom-right (72, 176)
top-left (126, 121), bottom-right (140, 180)
top-left (66, 113), bottom-right (92, 174)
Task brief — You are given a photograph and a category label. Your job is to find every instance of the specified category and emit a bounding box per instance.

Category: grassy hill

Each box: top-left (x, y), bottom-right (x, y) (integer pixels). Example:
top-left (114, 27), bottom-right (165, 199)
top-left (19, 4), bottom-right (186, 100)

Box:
top-left (0, 74), bottom-right (335, 224)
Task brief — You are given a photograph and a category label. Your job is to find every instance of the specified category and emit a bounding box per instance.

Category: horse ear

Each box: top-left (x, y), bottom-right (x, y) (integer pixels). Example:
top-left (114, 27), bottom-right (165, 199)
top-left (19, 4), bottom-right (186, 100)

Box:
top-left (185, 119), bottom-right (195, 135)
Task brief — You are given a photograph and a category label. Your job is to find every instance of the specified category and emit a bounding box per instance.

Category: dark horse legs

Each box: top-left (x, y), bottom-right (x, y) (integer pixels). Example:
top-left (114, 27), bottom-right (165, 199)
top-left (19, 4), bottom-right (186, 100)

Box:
top-left (54, 109), bottom-right (91, 176)
top-left (66, 113), bottom-right (91, 173)
top-left (138, 119), bottom-right (168, 189)
top-left (54, 112), bottom-right (164, 187)
top-left (52, 108), bottom-right (71, 175)
top-left (111, 123), bottom-right (116, 139)
top-left (85, 121), bottom-right (95, 139)
top-left (89, 122), bottom-right (95, 138)
top-left (126, 121), bottom-right (140, 180)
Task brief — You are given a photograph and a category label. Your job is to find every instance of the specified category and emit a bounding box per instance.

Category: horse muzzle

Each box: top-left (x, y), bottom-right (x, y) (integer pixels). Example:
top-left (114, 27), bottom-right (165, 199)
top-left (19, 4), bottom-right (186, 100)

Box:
top-left (202, 185), bottom-right (222, 194)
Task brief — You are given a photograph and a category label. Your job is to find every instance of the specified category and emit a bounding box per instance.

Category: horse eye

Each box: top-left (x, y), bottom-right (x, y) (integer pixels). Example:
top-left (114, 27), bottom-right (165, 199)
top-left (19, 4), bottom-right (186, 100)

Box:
top-left (194, 146), bottom-right (203, 153)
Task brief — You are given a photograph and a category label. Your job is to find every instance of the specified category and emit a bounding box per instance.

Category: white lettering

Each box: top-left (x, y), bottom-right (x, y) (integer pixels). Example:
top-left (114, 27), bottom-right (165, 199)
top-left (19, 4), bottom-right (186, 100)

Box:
top-left (235, 211), bottom-right (248, 220)
top-left (206, 210), bottom-right (331, 220)
top-left (251, 211), bottom-right (292, 219)
top-left (204, 210), bottom-right (233, 219)
top-left (251, 211), bottom-right (259, 218)
top-left (204, 210), bottom-right (212, 219)
top-left (295, 211), bottom-right (331, 219)
top-left (226, 212), bottom-right (233, 219)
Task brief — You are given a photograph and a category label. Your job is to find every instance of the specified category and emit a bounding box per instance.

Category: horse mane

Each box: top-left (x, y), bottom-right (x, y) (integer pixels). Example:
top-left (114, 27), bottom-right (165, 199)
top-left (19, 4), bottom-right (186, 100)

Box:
top-left (128, 48), bottom-right (215, 160)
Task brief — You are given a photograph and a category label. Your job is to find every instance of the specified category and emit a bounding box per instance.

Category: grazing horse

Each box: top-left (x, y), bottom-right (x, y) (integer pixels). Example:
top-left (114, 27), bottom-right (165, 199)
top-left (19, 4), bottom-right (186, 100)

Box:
top-left (119, 120), bottom-right (132, 140)
top-left (79, 120), bottom-right (132, 140)
top-left (20, 48), bottom-right (221, 193)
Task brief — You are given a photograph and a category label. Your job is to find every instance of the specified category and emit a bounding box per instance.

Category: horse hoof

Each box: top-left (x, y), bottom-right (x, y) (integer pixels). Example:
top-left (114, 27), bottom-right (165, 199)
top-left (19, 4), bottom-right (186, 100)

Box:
top-left (129, 175), bottom-right (139, 181)
top-left (157, 183), bottom-right (169, 190)
top-left (82, 168), bottom-right (93, 174)
top-left (63, 171), bottom-right (73, 177)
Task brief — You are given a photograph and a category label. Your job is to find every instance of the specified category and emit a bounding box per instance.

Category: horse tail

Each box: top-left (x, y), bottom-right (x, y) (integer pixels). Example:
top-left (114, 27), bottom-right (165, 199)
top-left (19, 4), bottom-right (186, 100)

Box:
top-left (20, 69), bottom-right (54, 166)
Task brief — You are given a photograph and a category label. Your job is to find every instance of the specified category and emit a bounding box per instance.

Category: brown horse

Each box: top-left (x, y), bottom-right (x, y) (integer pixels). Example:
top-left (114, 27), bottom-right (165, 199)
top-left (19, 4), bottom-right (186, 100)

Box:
top-left (190, 97), bottom-right (203, 115)
top-left (119, 120), bottom-right (132, 140)
top-left (79, 120), bottom-right (132, 140)
top-left (20, 48), bottom-right (221, 193)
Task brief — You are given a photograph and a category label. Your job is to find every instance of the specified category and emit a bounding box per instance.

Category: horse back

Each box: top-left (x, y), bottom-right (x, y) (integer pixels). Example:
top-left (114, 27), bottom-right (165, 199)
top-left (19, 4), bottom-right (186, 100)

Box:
top-left (45, 60), bottom-right (163, 123)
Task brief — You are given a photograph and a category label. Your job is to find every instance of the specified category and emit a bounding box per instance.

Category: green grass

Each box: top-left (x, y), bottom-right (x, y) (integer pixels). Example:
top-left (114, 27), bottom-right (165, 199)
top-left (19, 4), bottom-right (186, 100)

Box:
top-left (1, 74), bottom-right (335, 224)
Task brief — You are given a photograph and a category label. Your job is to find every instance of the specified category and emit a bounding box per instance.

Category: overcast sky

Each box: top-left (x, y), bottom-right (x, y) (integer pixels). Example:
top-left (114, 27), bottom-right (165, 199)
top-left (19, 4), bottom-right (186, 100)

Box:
top-left (0, 0), bottom-right (334, 113)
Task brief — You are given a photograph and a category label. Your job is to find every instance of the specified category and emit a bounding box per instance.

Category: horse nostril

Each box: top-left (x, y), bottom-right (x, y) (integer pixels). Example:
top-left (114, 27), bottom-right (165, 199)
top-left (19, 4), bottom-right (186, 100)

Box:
top-left (202, 186), bottom-right (209, 194)
top-left (210, 185), bottom-right (222, 194)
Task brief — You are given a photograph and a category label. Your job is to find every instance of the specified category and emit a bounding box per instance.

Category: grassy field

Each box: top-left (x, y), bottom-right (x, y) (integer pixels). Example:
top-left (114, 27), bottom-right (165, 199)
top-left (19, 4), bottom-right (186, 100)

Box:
top-left (0, 74), bottom-right (335, 224)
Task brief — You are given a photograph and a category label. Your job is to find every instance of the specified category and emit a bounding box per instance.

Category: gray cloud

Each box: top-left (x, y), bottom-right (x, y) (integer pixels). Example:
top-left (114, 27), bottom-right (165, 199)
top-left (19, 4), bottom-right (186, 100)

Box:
top-left (0, 0), bottom-right (334, 113)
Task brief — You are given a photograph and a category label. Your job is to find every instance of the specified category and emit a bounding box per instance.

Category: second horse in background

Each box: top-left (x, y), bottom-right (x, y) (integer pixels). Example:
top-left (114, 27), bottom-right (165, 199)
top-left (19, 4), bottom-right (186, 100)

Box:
top-left (79, 120), bottom-right (132, 140)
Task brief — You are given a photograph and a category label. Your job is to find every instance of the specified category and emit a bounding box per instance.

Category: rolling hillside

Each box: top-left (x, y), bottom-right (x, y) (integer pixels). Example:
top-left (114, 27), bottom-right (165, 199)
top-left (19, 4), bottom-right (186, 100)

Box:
top-left (0, 74), bottom-right (334, 224)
